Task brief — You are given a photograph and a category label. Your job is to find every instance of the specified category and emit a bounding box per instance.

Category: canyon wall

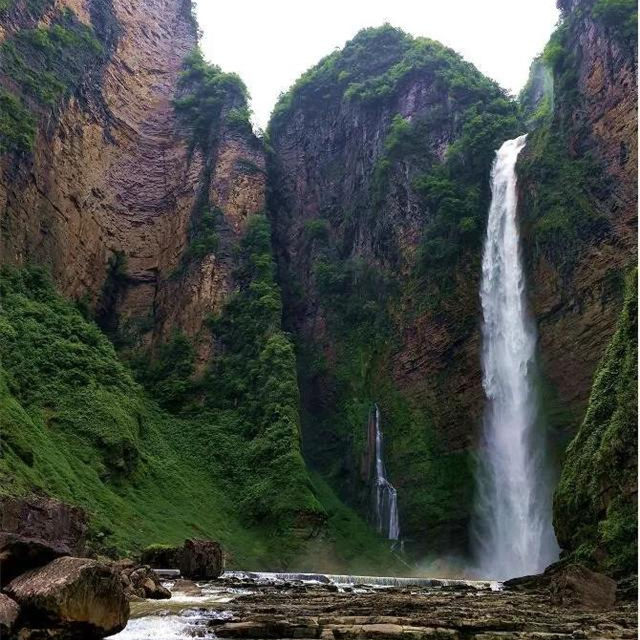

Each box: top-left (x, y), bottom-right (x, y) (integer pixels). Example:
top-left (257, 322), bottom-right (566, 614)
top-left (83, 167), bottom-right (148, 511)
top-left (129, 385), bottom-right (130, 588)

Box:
top-left (0, 0), bottom-right (265, 369)
top-left (268, 26), bottom-right (521, 555)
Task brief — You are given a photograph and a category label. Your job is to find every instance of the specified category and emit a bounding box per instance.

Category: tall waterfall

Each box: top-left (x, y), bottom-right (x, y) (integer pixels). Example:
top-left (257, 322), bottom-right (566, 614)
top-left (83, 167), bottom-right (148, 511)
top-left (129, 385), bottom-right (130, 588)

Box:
top-left (370, 405), bottom-right (400, 541)
top-left (473, 135), bottom-right (559, 580)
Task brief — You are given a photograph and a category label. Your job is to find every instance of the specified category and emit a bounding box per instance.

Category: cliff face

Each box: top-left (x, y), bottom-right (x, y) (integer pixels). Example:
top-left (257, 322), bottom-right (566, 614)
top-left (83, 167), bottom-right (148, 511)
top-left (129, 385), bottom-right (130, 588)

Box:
top-left (518, 0), bottom-right (637, 432)
top-left (0, 0), bottom-right (265, 370)
top-left (268, 26), bottom-right (520, 554)
top-left (518, 0), bottom-right (637, 577)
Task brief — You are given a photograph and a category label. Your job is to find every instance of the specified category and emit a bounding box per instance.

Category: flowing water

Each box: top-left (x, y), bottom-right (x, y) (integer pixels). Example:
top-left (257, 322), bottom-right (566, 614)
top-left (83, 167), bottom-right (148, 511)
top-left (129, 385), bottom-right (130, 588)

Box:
top-left (473, 135), bottom-right (559, 580)
top-left (371, 404), bottom-right (400, 541)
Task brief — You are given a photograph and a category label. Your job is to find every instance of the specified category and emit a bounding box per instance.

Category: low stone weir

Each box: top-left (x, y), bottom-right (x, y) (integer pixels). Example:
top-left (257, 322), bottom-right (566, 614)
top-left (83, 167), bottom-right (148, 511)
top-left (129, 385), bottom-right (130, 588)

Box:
top-left (223, 570), bottom-right (499, 590)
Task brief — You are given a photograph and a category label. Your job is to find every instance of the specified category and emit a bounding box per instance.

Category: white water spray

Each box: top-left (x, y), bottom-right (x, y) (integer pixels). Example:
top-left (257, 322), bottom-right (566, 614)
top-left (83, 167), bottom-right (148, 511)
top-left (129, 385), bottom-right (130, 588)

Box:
top-left (371, 404), bottom-right (400, 541)
top-left (473, 135), bottom-right (559, 580)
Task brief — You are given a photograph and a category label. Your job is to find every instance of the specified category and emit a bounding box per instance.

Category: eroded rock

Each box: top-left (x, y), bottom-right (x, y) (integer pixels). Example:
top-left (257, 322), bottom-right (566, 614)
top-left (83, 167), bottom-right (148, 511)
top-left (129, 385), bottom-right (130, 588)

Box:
top-left (122, 565), bottom-right (171, 600)
top-left (179, 539), bottom-right (224, 580)
top-left (549, 564), bottom-right (617, 610)
top-left (0, 533), bottom-right (70, 587)
top-left (0, 593), bottom-right (20, 636)
top-left (0, 497), bottom-right (87, 555)
top-left (140, 545), bottom-right (181, 569)
top-left (5, 556), bottom-right (129, 638)
top-left (172, 579), bottom-right (202, 596)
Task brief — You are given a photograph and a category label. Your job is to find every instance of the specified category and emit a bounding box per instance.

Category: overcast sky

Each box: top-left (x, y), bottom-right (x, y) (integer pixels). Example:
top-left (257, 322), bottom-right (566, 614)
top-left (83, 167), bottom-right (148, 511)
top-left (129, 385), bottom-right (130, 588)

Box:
top-left (196, 0), bottom-right (559, 130)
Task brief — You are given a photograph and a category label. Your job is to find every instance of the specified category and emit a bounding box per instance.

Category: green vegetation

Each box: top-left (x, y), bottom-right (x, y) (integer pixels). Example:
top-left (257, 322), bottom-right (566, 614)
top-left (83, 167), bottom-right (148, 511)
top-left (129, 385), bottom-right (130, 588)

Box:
top-left (174, 48), bottom-right (250, 153)
top-left (0, 89), bottom-right (36, 154)
top-left (1, 10), bottom-right (103, 106)
top-left (182, 207), bottom-right (222, 263)
top-left (517, 125), bottom-right (608, 269)
top-left (206, 215), bottom-right (324, 525)
top-left (517, 7), bottom-right (612, 272)
top-left (269, 25), bottom-right (521, 553)
top-left (0, 265), bottom-right (399, 569)
top-left (553, 271), bottom-right (637, 576)
top-left (592, 0), bottom-right (638, 42)
top-left (0, 7), bottom-right (104, 155)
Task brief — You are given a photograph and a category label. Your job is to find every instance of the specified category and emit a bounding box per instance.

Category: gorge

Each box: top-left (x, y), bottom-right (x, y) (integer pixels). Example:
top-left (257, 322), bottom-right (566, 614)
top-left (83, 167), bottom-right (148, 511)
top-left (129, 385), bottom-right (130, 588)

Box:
top-left (0, 0), bottom-right (636, 616)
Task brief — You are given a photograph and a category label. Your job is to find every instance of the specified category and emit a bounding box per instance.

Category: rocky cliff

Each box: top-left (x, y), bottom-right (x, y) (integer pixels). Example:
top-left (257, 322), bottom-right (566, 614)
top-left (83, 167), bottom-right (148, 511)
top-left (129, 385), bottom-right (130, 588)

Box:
top-left (268, 25), bottom-right (521, 555)
top-left (0, 0), bottom-right (265, 370)
top-left (267, 6), bottom-right (636, 564)
top-left (518, 0), bottom-right (637, 576)
top-left (0, 0), bottom-right (635, 574)
top-left (518, 0), bottom-right (637, 436)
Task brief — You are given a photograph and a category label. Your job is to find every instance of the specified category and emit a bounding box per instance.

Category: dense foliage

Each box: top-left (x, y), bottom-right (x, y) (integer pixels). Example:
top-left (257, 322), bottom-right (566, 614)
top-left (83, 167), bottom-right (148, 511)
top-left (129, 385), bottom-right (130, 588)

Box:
top-left (206, 216), bottom-right (324, 524)
top-left (0, 89), bottom-right (36, 154)
top-left (173, 48), bottom-right (250, 153)
top-left (0, 6), bottom-right (103, 154)
top-left (0, 265), bottom-right (398, 569)
top-left (553, 271), bottom-right (637, 576)
top-left (592, 0), bottom-right (638, 42)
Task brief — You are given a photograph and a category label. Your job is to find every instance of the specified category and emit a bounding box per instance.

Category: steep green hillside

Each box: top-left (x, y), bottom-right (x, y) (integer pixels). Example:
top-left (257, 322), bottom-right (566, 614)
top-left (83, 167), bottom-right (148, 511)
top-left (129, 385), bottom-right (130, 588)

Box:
top-left (0, 265), bottom-right (398, 571)
top-left (554, 271), bottom-right (637, 576)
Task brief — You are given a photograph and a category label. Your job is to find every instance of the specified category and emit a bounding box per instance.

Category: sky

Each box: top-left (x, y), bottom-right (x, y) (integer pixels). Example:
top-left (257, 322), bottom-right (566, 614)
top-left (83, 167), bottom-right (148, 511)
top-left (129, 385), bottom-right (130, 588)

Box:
top-left (196, 0), bottom-right (559, 130)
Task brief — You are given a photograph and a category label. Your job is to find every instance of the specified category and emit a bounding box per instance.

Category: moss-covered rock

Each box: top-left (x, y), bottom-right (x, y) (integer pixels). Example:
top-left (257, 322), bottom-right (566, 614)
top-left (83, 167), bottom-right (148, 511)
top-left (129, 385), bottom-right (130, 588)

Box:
top-left (553, 270), bottom-right (637, 576)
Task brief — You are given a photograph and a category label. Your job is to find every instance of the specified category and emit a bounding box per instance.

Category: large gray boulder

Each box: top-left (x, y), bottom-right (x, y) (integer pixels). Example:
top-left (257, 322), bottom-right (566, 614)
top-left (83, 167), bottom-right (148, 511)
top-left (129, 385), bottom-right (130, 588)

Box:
top-left (179, 539), bottom-right (224, 580)
top-left (5, 556), bottom-right (129, 638)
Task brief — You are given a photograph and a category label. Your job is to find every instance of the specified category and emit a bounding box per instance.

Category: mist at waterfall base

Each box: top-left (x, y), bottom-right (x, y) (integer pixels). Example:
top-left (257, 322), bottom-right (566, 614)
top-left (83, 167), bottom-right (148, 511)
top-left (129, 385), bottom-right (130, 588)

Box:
top-left (471, 135), bottom-right (559, 581)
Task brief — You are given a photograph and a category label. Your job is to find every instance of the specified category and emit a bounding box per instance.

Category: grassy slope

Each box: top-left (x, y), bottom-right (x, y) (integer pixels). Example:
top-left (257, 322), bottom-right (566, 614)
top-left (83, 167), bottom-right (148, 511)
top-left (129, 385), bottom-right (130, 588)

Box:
top-left (0, 266), bottom-right (399, 571)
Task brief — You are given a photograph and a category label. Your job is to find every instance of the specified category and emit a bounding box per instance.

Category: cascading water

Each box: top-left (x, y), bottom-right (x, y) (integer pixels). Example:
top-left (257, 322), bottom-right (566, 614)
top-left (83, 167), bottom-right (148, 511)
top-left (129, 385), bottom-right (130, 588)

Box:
top-left (370, 404), bottom-right (400, 541)
top-left (473, 135), bottom-right (559, 580)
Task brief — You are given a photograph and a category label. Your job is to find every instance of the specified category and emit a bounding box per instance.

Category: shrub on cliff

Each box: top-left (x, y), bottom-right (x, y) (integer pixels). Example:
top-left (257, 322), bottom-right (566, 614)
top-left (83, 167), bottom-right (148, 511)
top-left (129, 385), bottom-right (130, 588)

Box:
top-left (592, 0), bottom-right (638, 42)
top-left (174, 48), bottom-right (250, 153)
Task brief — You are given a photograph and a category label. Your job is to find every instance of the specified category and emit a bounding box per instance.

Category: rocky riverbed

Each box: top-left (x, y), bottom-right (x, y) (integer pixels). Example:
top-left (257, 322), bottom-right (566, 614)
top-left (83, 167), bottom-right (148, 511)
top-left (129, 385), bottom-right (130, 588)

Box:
top-left (112, 572), bottom-right (638, 640)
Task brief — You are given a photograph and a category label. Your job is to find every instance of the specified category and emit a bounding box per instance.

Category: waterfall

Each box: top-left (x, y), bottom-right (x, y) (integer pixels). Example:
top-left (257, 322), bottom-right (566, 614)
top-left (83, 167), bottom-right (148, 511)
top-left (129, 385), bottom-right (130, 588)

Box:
top-left (370, 404), bottom-right (400, 541)
top-left (473, 135), bottom-right (559, 580)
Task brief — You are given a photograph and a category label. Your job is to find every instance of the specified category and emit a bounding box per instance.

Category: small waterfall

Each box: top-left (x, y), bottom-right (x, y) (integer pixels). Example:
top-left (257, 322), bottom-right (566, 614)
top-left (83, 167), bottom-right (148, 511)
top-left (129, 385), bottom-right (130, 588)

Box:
top-left (370, 404), bottom-right (400, 541)
top-left (473, 135), bottom-right (559, 580)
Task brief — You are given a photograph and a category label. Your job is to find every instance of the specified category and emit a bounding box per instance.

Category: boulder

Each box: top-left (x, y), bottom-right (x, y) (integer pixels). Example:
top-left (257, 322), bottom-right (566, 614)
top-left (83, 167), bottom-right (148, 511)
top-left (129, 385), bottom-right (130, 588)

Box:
top-left (0, 532), bottom-right (71, 587)
top-left (172, 579), bottom-right (202, 596)
top-left (179, 539), bottom-right (224, 580)
top-left (122, 565), bottom-right (171, 600)
top-left (5, 556), bottom-right (129, 638)
top-left (549, 564), bottom-right (617, 610)
top-left (0, 497), bottom-right (87, 555)
top-left (0, 593), bottom-right (20, 636)
top-left (139, 544), bottom-right (181, 569)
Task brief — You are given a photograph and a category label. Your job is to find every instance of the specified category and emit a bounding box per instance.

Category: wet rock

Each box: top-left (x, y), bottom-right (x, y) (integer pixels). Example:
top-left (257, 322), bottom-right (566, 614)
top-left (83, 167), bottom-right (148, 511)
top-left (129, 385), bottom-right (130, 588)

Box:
top-left (139, 545), bottom-right (181, 569)
top-left (0, 497), bottom-right (87, 555)
top-left (121, 565), bottom-right (171, 600)
top-left (0, 533), bottom-right (71, 588)
top-left (5, 556), bottom-right (129, 638)
top-left (179, 539), bottom-right (224, 580)
top-left (172, 579), bottom-right (203, 596)
top-left (549, 564), bottom-right (617, 610)
top-left (0, 593), bottom-right (20, 636)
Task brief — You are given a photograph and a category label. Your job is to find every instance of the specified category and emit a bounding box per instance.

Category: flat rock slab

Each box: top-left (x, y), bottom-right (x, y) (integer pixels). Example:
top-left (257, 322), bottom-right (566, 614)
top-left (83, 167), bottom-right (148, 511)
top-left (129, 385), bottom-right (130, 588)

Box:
top-left (203, 578), bottom-right (637, 640)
